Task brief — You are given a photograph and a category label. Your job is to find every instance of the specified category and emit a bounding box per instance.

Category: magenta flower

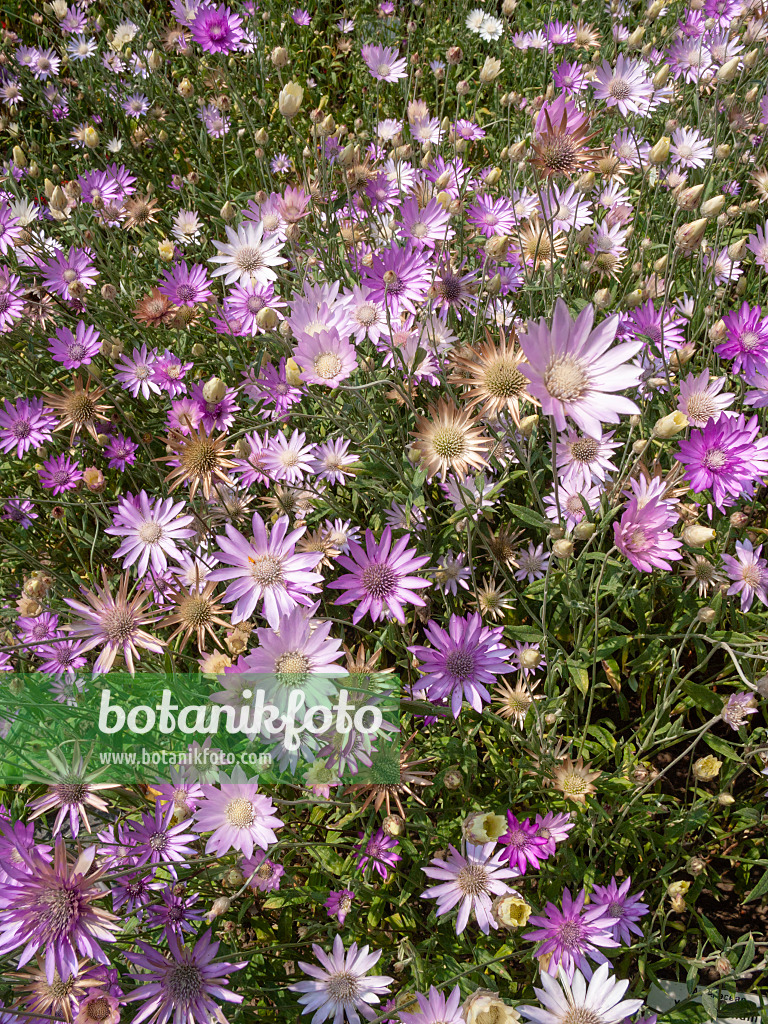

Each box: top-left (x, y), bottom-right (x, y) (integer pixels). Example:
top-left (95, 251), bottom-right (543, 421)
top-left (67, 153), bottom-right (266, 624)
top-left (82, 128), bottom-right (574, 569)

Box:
top-left (152, 349), bottom-right (192, 396)
top-left (590, 877), bottom-right (649, 946)
top-left (0, 272), bottom-right (25, 331)
top-left (104, 432), bottom-right (138, 470)
top-left (361, 43), bottom-right (408, 82)
top-left (614, 476), bottom-right (682, 573)
top-left (524, 887), bottom-right (618, 980)
top-left (2, 497), bottom-right (37, 528)
top-left (106, 490), bottom-right (195, 577)
top-left (409, 612), bottom-right (514, 717)
top-left (421, 842), bottom-right (519, 935)
top-left (721, 692), bottom-right (759, 731)
top-left (717, 302), bottom-right (768, 378)
top-left (674, 412), bottom-right (768, 510)
top-left (193, 767), bottom-right (284, 859)
top-left (48, 320), bottom-right (101, 368)
top-left (361, 242), bottom-right (433, 317)
top-left (240, 605), bottom-right (346, 679)
top-left (499, 813), bottom-right (549, 874)
top-left (208, 512), bottom-right (323, 628)
top-left (329, 527), bottom-right (431, 624)
top-left (591, 56), bottom-right (654, 116)
top-left (242, 851), bottom-right (284, 892)
top-left (0, 837), bottom-right (119, 983)
top-left (124, 929), bottom-right (245, 1024)
top-left (721, 540), bottom-right (768, 612)
top-left (126, 799), bottom-right (198, 870)
top-left (533, 811), bottom-right (575, 858)
top-left (355, 828), bottom-right (402, 880)
top-left (190, 4), bottom-right (244, 53)
top-left (0, 398), bottom-right (56, 457)
top-left (38, 453), bottom-right (83, 494)
top-left (114, 344), bottom-right (161, 399)
top-left (519, 299), bottom-right (643, 439)
top-left (324, 889), bottom-right (354, 926)
top-left (41, 246), bottom-right (98, 299)
top-left (158, 261), bottom-right (213, 306)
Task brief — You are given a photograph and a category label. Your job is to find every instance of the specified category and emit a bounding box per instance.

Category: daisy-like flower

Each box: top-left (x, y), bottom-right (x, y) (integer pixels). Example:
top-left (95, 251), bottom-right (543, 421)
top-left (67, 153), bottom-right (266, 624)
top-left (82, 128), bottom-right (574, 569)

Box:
top-left (208, 512), bottom-right (323, 628)
top-left (518, 299), bottom-right (643, 439)
top-left (410, 613), bottom-right (514, 717)
top-left (42, 375), bottom-right (111, 444)
top-left (555, 430), bottom-right (620, 491)
top-left (240, 604), bottom-right (345, 690)
top-left (524, 888), bottom-right (618, 980)
top-left (590, 877), bottom-right (649, 946)
top-left (158, 261), bottom-right (213, 306)
top-left (400, 986), bottom-right (465, 1024)
top-left (517, 963), bottom-right (643, 1024)
top-left (670, 127), bottom-right (713, 169)
top-left (361, 242), bottom-right (432, 317)
top-left (126, 798), bottom-right (197, 869)
top-left (0, 837), bottom-right (119, 983)
top-left (721, 540), bottom-right (768, 612)
top-left (124, 929), bottom-right (245, 1024)
top-left (261, 429), bottom-right (316, 485)
top-left (411, 399), bottom-right (490, 480)
top-left (533, 812), bottom-right (575, 858)
top-left (674, 412), bottom-right (768, 510)
top-left (451, 329), bottom-right (533, 427)
top-left (721, 691), bottom-right (759, 731)
top-left (324, 890), bottom-right (355, 926)
top-left (493, 679), bottom-right (543, 725)
top-left (499, 813), bottom-right (549, 874)
top-left (64, 568), bottom-right (165, 675)
top-left (2, 497), bottom-right (37, 529)
top-left (329, 526), bottom-right (430, 624)
top-left (158, 425), bottom-right (237, 500)
top-left (613, 481), bottom-right (682, 574)
top-left (747, 221), bottom-right (768, 272)
top-left (291, 934), bottom-right (393, 1024)
top-left (41, 247), bottom-right (98, 300)
top-left (38, 454), bottom-right (83, 495)
top-left (676, 370), bottom-right (734, 427)
top-left (717, 302), bottom-right (768, 378)
top-left (27, 745), bottom-right (116, 838)
top-left (397, 197), bottom-right (454, 250)
top-left (311, 437), bottom-right (358, 485)
top-left (421, 842), bottom-right (519, 935)
top-left (190, 3), bottom-right (244, 52)
top-left (106, 491), bottom-right (196, 577)
top-left (515, 542), bottom-right (550, 583)
top-left (0, 397), bottom-right (56, 457)
top-left (208, 221), bottom-right (286, 287)
top-left (47, 321), bottom-right (101, 369)
top-left (293, 329), bottom-right (358, 388)
top-left (361, 43), bottom-right (408, 82)
top-left (591, 56), bottom-right (654, 115)
top-left (193, 767), bottom-right (283, 859)
top-left (355, 828), bottom-right (402, 880)
top-left (549, 755), bottom-right (601, 805)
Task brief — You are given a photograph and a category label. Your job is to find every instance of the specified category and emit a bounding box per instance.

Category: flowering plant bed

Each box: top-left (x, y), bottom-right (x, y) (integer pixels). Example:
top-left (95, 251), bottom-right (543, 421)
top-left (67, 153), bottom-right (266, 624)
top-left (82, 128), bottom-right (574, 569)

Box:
top-left (0, 0), bottom-right (767, 1023)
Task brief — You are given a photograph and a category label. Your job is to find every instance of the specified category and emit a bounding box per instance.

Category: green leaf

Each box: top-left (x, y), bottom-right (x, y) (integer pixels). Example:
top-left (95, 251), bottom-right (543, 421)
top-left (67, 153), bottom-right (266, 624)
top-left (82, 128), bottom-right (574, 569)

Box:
top-left (567, 662), bottom-right (590, 696)
top-left (696, 913), bottom-right (723, 947)
top-left (681, 682), bottom-right (722, 715)
top-left (703, 733), bottom-right (741, 761)
top-left (506, 503), bottom-right (550, 531)
top-left (717, 998), bottom-right (763, 1019)
top-left (744, 866), bottom-right (768, 904)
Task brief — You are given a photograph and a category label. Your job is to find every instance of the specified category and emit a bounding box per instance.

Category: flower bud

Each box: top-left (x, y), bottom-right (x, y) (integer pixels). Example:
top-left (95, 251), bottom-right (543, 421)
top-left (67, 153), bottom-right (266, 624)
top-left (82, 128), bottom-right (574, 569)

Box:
top-left (446, 45), bottom-right (463, 64)
top-left (677, 183), bottom-right (705, 210)
top-left (728, 237), bottom-right (747, 261)
top-left (682, 525), bottom-right (715, 547)
top-left (464, 990), bottom-right (521, 1024)
top-left (463, 812), bottom-right (507, 844)
top-left (484, 166), bottom-right (503, 187)
top-left (576, 171), bottom-right (595, 192)
top-left (434, 190), bottom-right (451, 210)
top-left (285, 357), bottom-right (302, 386)
top-left (553, 538), bottom-right (574, 559)
top-left (202, 377), bottom-right (227, 404)
top-left (256, 307), bottom-right (279, 330)
top-left (178, 77), bottom-right (194, 98)
top-left (518, 648), bottom-right (542, 670)
top-left (479, 56), bottom-right (502, 83)
top-left (158, 239), bottom-right (174, 261)
top-left (627, 26), bottom-right (645, 48)
top-left (206, 897), bottom-right (231, 923)
top-left (49, 186), bottom-right (68, 212)
top-left (632, 439), bottom-right (648, 455)
top-left (101, 283), bottom-right (117, 301)
top-left (191, 343), bottom-right (206, 357)
top-left (443, 768), bottom-right (462, 790)
top-left (743, 48), bottom-right (759, 69)
top-left (382, 814), bottom-right (406, 837)
top-left (693, 755), bottom-right (722, 781)
top-left (708, 319), bottom-right (727, 344)
top-left (675, 218), bottom-right (708, 252)
top-left (729, 511), bottom-right (749, 529)
top-left (593, 288), bottom-right (612, 309)
top-left (670, 894), bottom-right (687, 913)
top-left (485, 234), bottom-right (509, 259)
top-left (716, 56), bottom-right (740, 83)
top-left (271, 46), bottom-right (289, 68)
top-left (700, 194), bottom-right (726, 218)
top-left (717, 791), bottom-right (735, 805)
top-left (279, 82), bottom-right (304, 119)
top-left (518, 414), bottom-right (538, 437)
top-left (492, 893), bottom-right (532, 930)
top-left (653, 410), bottom-right (688, 438)
top-left (648, 136), bottom-right (670, 164)
top-left (12, 145), bottom-right (26, 168)
top-left (573, 520), bottom-right (596, 541)
top-left (82, 467), bottom-right (105, 492)
top-left (697, 606), bottom-right (717, 624)
top-left (687, 857), bottom-right (706, 876)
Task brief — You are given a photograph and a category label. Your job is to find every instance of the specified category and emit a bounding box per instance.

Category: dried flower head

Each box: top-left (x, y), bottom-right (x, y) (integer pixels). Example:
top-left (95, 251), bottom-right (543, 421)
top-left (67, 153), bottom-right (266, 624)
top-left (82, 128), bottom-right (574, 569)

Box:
top-left (411, 399), bottom-right (490, 479)
top-left (43, 375), bottom-right (112, 444)
top-left (450, 327), bottom-right (535, 426)
top-left (158, 425), bottom-right (237, 501)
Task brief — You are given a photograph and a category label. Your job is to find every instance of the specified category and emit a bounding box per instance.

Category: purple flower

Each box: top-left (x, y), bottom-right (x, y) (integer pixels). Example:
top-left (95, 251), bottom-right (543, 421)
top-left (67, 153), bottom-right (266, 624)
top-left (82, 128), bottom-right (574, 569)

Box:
top-left (499, 813), bottom-right (549, 874)
top-left (721, 691), bottom-right (759, 730)
top-left (122, 91), bottom-right (149, 118)
top-left (355, 828), bottom-right (401, 880)
top-left (533, 811), bottom-right (574, 858)
top-left (329, 527), bottom-right (431, 624)
top-left (152, 350), bottom-right (192, 396)
top-left (0, 272), bottom-right (25, 331)
top-left (41, 246), bottom-right (98, 299)
top-left (190, 4), bottom-right (244, 53)
top-left (48, 320), bottom-right (101, 369)
top-left (421, 842), bottom-right (519, 935)
top-left (399, 986), bottom-right (465, 1024)
top-left (292, 8), bottom-right (311, 24)
top-left (190, 380), bottom-right (240, 432)
top-left (361, 242), bottom-right (433, 317)
top-left (590, 877), bottom-right (649, 945)
top-left (524, 887), bottom-right (619, 981)
top-left (239, 605), bottom-right (345, 679)
top-left (124, 928), bottom-right (245, 1024)
top-left (409, 612), bottom-right (514, 717)
top-left (361, 43), bottom-right (408, 82)
top-left (126, 799), bottom-right (198, 869)
top-left (145, 885), bottom-right (204, 934)
top-left (38, 453), bottom-right (83, 494)
top-left (324, 889), bottom-right (354, 925)
top-left (614, 479), bottom-right (683, 573)
top-left (717, 302), bottom-right (768, 378)
top-left (293, 329), bottom-right (358, 388)
top-left (35, 637), bottom-right (88, 677)
top-left (114, 344), bottom-right (161, 400)
top-left (106, 490), bottom-right (196, 577)
top-left (242, 851), bottom-right (284, 892)
top-left (244, 357), bottom-right (303, 420)
top-left (0, 837), bottom-right (119, 983)
top-left (193, 766), bottom-right (284, 858)
top-left (0, 199), bottom-right (22, 254)
top-left (519, 299), bottom-right (643, 439)
top-left (721, 540), bottom-right (768, 612)
top-left (0, 398), bottom-right (56, 457)
top-left (158, 261), bottom-right (213, 306)
top-left (104, 432), bottom-right (138, 470)
top-left (290, 934), bottom-right (392, 1024)
top-left (208, 512), bottom-right (323, 628)
top-left (674, 412), bottom-right (768, 510)
top-left (2, 497), bottom-right (37, 528)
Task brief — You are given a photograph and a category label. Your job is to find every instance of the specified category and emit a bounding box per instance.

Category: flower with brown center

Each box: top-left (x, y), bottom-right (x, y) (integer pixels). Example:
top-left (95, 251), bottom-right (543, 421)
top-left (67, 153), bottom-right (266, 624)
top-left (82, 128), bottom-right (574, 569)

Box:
top-left (514, 216), bottom-right (568, 269)
top-left (157, 425), bottom-right (237, 501)
top-left (411, 399), bottom-right (490, 480)
top-left (343, 735), bottom-right (434, 817)
top-left (160, 580), bottom-right (231, 653)
top-left (43, 375), bottom-right (112, 444)
top-left (492, 679), bottom-right (543, 725)
top-left (450, 327), bottom-right (535, 426)
top-left (133, 288), bottom-right (177, 326)
top-left (123, 194), bottom-right (161, 229)
top-left (530, 108), bottom-right (603, 178)
top-left (550, 755), bottom-right (601, 804)
top-left (15, 956), bottom-right (100, 1022)
top-left (471, 577), bottom-right (514, 621)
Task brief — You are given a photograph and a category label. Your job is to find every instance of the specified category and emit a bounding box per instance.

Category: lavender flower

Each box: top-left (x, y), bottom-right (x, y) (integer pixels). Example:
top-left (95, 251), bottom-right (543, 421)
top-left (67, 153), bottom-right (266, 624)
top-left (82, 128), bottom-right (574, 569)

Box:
top-left (421, 842), bottom-right (519, 935)
top-left (193, 767), bottom-right (283, 859)
top-left (590, 877), bottom-right (649, 945)
top-left (524, 887), bottom-right (618, 980)
top-left (290, 934), bottom-right (393, 1024)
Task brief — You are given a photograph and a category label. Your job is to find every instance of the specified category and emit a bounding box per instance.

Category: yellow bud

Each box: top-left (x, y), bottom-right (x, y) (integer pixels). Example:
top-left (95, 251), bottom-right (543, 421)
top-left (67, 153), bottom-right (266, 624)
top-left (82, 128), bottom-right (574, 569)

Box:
top-left (484, 166), bottom-right (503, 186)
top-left (573, 520), bottom-right (596, 541)
top-left (676, 183), bottom-right (705, 210)
top-left (463, 812), bottom-right (507, 844)
top-left (158, 239), bottom-right (175, 261)
top-left (256, 307), bottom-right (278, 330)
top-left (83, 126), bottom-right (99, 148)
top-left (220, 200), bottom-right (236, 222)
top-left (692, 755), bottom-right (722, 782)
top-left (518, 414), bottom-right (538, 437)
top-left (717, 56), bottom-right (741, 83)
top-left (12, 145), bottom-right (26, 168)
top-left (648, 136), bottom-right (670, 164)
top-left (675, 218), bottom-right (708, 252)
top-left (682, 525), bottom-right (716, 547)
top-left (700, 194), bottom-right (726, 218)
top-left (202, 377), bottom-right (227, 404)
top-left (178, 78), bottom-right (194, 98)
top-left (553, 538), bottom-right (574, 559)
top-left (492, 893), bottom-right (532, 929)
top-left (484, 234), bottom-right (509, 258)
top-left (285, 357), bottom-right (302, 387)
top-left (652, 410), bottom-right (688, 438)
top-left (435, 190), bottom-right (451, 210)
top-left (278, 81), bottom-right (304, 119)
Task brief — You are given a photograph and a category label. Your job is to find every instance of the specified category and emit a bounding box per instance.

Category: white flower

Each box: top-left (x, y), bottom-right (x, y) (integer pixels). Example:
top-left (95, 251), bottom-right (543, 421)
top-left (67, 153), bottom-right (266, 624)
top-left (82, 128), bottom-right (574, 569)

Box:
top-left (290, 934), bottom-right (393, 1024)
top-left (479, 15), bottom-right (504, 40)
top-left (466, 7), bottom-right (486, 32)
top-left (208, 220), bottom-right (287, 287)
top-left (518, 963), bottom-right (644, 1024)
